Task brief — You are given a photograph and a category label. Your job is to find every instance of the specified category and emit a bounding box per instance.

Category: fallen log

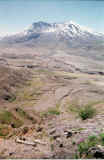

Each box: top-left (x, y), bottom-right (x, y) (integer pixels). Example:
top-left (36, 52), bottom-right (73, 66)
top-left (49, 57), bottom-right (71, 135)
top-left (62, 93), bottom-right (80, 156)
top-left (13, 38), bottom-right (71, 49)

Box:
top-left (34, 139), bottom-right (47, 145)
top-left (16, 137), bottom-right (46, 146)
top-left (15, 138), bottom-right (36, 146)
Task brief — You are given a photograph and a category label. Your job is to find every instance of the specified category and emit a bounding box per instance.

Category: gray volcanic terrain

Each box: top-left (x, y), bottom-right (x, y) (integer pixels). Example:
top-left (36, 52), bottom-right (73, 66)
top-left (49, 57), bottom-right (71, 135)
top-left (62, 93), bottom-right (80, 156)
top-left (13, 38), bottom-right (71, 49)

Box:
top-left (0, 21), bottom-right (104, 74)
top-left (0, 22), bottom-right (104, 73)
top-left (1, 22), bottom-right (104, 158)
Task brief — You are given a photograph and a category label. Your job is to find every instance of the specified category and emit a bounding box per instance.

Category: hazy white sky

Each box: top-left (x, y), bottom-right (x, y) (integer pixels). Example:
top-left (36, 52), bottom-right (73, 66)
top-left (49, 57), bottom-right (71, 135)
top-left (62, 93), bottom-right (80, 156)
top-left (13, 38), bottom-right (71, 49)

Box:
top-left (0, 0), bottom-right (103, 35)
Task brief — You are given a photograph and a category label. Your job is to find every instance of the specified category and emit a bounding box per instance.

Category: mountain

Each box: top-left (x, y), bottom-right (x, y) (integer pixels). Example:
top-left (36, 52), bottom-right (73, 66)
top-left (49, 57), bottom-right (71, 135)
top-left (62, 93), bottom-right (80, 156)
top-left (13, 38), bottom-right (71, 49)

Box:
top-left (1, 21), bottom-right (104, 49)
top-left (0, 21), bottom-right (104, 74)
top-left (1, 22), bottom-right (104, 159)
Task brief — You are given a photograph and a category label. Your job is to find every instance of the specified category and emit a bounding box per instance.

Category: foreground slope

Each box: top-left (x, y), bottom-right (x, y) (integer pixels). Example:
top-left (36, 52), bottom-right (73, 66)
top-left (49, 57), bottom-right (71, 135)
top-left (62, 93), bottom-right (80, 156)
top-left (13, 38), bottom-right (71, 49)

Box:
top-left (0, 65), bottom-right (104, 158)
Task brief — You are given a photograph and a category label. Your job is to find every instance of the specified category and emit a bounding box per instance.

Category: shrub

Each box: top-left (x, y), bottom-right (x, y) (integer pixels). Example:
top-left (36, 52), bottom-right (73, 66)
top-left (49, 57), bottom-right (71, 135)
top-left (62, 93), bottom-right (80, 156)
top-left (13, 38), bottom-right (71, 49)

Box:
top-left (15, 108), bottom-right (27, 117)
top-left (79, 105), bottom-right (96, 120)
top-left (0, 125), bottom-right (10, 137)
top-left (88, 135), bottom-right (98, 147)
top-left (15, 107), bottom-right (36, 123)
top-left (0, 111), bottom-right (23, 128)
top-left (22, 126), bottom-right (29, 134)
top-left (78, 141), bottom-right (89, 157)
top-left (88, 135), bottom-right (98, 142)
top-left (76, 134), bottom-right (104, 158)
top-left (99, 133), bottom-right (104, 145)
top-left (77, 135), bottom-right (98, 158)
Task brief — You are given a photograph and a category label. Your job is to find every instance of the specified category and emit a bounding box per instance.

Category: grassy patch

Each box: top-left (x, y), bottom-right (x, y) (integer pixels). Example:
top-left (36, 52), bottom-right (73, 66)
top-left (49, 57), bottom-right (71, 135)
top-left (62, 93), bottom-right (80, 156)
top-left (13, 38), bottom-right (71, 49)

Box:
top-left (8, 95), bottom-right (16, 102)
top-left (48, 109), bottom-right (60, 115)
top-left (55, 71), bottom-right (89, 79)
top-left (40, 108), bottom-right (60, 117)
top-left (15, 77), bottom-right (44, 102)
top-left (99, 133), bottom-right (104, 145)
top-left (0, 66), bottom-right (30, 102)
top-left (79, 105), bottom-right (96, 120)
top-left (0, 110), bottom-right (23, 128)
top-left (0, 125), bottom-right (10, 137)
top-left (2, 93), bottom-right (16, 102)
top-left (68, 101), bottom-right (80, 113)
top-left (15, 108), bottom-right (27, 118)
top-left (35, 68), bottom-right (55, 76)
top-left (40, 104), bottom-right (61, 117)
top-left (15, 107), bottom-right (37, 123)
top-left (68, 101), bottom-right (96, 120)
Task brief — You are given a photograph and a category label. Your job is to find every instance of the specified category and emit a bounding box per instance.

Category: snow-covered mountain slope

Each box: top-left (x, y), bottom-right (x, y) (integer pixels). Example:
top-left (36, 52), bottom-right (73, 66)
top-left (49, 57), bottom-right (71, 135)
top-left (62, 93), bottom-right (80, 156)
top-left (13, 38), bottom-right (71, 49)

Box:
top-left (1, 21), bottom-right (104, 72)
top-left (0, 21), bottom-right (104, 49)
top-left (27, 21), bottom-right (103, 38)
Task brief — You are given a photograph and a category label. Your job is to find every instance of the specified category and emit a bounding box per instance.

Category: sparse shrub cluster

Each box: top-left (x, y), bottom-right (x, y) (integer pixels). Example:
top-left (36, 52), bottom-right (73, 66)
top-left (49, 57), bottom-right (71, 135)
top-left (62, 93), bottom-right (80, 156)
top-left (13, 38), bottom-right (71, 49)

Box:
top-left (0, 125), bottom-right (10, 137)
top-left (40, 108), bottom-right (60, 117)
top-left (40, 104), bottom-right (61, 118)
top-left (76, 133), bottom-right (104, 158)
top-left (15, 107), bottom-right (37, 124)
top-left (0, 65), bottom-right (31, 102)
top-left (40, 103), bottom-right (61, 117)
top-left (68, 101), bottom-right (96, 120)
top-left (48, 108), bottom-right (60, 115)
top-left (78, 105), bottom-right (96, 120)
top-left (0, 110), bottom-right (23, 128)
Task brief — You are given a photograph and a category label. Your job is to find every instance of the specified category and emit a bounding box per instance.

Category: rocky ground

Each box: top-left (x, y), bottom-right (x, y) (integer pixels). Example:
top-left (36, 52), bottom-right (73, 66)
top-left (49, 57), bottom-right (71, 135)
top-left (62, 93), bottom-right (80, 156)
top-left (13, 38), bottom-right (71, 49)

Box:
top-left (0, 56), bottom-right (104, 158)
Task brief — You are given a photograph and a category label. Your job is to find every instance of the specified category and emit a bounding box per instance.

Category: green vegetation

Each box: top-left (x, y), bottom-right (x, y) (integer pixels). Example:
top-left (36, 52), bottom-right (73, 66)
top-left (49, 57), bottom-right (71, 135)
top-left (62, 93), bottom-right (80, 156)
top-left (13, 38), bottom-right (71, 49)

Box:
top-left (68, 101), bottom-right (96, 120)
top-left (2, 94), bottom-right (16, 102)
top-left (77, 135), bottom-right (98, 158)
top-left (50, 144), bottom-right (54, 151)
top-left (48, 109), bottom-right (60, 115)
top-left (15, 108), bottom-right (27, 118)
top-left (40, 104), bottom-right (61, 117)
top-left (68, 102), bottom-right (80, 113)
top-left (15, 77), bottom-right (44, 104)
top-left (0, 66), bottom-right (30, 103)
top-left (40, 108), bottom-right (60, 117)
top-left (78, 105), bottom-right (96, 120)
top-left (22, 126), bottom-right (29, 134)
top-left (0, 125), bottom-right (10, 137)
top-left (76, 133), bottom-right (104, 158)
top-left (0, 110), bottom-right (23, 128)
top-left (8, 95), bottom-right (16, 102)
top-left (15, 107), bottom-right (37, 123)
top-left (99, 133), bottom-right (104, 145)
